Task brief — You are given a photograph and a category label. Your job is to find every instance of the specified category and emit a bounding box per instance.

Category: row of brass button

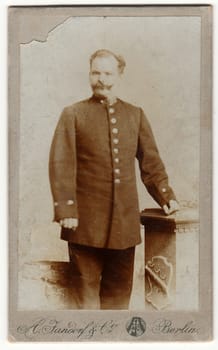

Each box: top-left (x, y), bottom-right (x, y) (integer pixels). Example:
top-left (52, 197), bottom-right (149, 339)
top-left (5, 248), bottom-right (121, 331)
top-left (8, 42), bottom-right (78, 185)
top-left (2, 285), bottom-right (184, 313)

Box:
top-left (108, 107), bottom-right (121, 184)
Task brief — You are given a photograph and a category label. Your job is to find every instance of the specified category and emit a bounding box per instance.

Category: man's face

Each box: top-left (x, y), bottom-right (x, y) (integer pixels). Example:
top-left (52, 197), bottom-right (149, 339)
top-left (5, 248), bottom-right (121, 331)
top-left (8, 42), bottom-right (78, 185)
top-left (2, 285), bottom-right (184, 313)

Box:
top-left (89, 55), bottom-right (120, 99)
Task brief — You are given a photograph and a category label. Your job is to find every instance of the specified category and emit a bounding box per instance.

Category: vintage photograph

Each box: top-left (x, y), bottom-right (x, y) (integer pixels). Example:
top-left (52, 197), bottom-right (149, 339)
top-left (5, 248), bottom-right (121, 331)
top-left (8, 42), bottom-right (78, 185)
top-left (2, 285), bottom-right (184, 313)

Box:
top-left (9, 5), bottom-right (212, 341)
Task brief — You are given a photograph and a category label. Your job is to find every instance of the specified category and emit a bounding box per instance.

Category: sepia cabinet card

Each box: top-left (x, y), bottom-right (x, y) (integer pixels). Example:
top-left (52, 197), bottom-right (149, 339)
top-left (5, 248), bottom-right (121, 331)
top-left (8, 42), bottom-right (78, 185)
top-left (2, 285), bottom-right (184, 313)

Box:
top-left (8, 5), bottom-right (212, 342)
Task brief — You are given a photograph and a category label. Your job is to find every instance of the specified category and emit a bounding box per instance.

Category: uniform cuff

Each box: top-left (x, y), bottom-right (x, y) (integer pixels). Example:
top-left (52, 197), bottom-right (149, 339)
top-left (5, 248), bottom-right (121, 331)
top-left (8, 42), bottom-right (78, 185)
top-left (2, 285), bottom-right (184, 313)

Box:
top-left (53, 199), bottom-right (78, 222)
top-left (146, 183), bottom-right (177, 207)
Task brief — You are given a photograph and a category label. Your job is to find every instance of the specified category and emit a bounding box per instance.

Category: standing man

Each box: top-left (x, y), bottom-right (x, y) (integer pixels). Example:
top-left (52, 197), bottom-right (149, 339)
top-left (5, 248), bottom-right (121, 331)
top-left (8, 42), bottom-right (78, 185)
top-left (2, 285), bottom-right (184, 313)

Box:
top-left (49, 49), bottom-right (179, 310)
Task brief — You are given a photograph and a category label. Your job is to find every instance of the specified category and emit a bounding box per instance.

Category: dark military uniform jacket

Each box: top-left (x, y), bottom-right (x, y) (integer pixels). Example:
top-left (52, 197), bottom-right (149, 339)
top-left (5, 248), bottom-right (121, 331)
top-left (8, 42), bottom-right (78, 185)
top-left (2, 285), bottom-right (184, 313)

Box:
top-left (49, 95), bottom-right (176, 249)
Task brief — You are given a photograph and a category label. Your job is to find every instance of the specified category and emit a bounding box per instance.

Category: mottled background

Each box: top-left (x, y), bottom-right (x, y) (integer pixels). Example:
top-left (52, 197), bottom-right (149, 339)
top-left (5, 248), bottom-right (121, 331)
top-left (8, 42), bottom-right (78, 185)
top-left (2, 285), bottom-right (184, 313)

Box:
top-left (18, 16), bottom-right (200, 307)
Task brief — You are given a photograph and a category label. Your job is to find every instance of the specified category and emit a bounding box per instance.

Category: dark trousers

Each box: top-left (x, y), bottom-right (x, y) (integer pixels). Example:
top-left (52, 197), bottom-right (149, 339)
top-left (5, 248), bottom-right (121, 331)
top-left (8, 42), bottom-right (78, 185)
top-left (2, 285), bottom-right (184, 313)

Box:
top-left (68, 242), bottom-right (135, 310)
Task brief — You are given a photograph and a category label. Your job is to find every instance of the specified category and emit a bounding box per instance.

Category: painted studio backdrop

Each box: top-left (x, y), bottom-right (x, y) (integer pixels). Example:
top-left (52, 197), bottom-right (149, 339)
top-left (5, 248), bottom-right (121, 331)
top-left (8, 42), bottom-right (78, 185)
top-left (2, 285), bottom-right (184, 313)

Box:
top-left (18, 16), bottom-right (200, 310)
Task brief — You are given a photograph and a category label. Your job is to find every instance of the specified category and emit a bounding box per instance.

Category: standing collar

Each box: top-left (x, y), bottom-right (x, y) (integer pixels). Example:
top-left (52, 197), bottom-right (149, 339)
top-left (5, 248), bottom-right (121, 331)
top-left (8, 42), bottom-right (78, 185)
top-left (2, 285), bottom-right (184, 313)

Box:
top-left (89, 94), bottom-right (119, 107)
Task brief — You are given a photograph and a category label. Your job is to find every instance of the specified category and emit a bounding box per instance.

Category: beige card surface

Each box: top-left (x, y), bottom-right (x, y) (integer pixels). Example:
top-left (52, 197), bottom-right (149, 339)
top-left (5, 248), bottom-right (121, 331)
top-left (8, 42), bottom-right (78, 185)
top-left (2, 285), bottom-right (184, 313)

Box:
top-left (8, 5), bottom-right (212, 342)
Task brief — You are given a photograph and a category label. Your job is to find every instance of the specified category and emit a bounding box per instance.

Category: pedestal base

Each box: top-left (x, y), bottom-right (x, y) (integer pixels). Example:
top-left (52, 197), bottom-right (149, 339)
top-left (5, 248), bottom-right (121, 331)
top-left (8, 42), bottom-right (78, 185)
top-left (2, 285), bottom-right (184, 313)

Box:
top-left (141, 207), bottom-right (199, 311)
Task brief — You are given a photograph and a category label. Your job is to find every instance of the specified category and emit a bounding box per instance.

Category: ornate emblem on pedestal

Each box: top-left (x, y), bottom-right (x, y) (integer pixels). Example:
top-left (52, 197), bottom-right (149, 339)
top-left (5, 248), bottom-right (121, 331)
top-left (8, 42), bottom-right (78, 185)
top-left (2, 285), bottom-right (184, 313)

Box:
top-left (145, 255), bottom-right (173, 310)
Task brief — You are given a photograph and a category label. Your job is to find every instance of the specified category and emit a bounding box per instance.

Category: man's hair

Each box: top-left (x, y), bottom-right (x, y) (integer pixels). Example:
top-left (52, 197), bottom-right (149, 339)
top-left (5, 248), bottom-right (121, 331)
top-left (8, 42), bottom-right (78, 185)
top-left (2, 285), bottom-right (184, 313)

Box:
top-left (90, 49), bottom-right (126, 74)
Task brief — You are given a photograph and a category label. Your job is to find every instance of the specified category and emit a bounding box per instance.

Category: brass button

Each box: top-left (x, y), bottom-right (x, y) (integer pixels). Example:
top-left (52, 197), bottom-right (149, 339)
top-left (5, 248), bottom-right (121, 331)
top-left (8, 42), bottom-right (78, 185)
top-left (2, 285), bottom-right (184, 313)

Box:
top-left (112, 128), bottom-right (118, 134)
top-left (114, 148), bottom-right (119, 154)
top-left (113, 138), bottom-right (119, 144)
top-left (114, 168), bottom-right (120, 174)
top-left (111, 118), bottom-right (117, 124)
top-left (67, 199), bottom-right (74, 205)
top-left (114, 179), bottom-right (121, 184)
top-left (109, 107), bottom-right (115, 114)
top-left (162, 188), bottom-right (167, 193)
top-left (114, 158), bottom-right (119, 163)
top-left (54, 202), bottom-right (58, 207)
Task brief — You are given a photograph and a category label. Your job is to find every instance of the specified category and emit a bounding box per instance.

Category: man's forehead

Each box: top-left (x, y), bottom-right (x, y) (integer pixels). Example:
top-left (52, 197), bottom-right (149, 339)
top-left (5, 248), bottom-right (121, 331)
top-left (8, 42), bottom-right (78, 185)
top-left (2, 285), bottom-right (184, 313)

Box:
top-left (90, 55), bottom-right (119, 68)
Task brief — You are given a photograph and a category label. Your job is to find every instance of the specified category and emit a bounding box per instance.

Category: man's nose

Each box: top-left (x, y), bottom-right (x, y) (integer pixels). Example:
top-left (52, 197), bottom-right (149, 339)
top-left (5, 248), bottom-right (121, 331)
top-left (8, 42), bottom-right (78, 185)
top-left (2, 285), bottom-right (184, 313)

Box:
top-left (98, 74), bottom-right (105, 84)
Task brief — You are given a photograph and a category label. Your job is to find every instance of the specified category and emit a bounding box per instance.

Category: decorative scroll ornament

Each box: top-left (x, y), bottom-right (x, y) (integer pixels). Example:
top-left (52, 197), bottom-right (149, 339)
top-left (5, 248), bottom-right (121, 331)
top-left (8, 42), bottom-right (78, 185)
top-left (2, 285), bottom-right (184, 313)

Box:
top-left (145, 256), bottom-right (173, 310)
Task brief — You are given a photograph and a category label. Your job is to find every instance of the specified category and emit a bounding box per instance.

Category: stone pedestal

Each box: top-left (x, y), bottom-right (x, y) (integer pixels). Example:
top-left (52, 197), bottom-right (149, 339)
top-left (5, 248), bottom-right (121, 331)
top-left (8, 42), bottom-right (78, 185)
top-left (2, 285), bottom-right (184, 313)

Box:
top-left (140, 207), bottom-right (199, 311)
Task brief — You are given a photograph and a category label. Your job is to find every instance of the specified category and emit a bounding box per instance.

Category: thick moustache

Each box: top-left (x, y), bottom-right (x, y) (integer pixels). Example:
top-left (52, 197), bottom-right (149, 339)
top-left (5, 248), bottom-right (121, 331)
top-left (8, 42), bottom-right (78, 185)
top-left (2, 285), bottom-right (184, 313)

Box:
top-left (94, 84), bottom-right (112, 90)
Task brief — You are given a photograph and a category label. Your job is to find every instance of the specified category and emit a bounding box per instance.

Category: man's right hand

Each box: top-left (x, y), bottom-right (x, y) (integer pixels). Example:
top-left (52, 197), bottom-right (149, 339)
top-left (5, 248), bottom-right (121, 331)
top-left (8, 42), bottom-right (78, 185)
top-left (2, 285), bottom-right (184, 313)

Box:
top-left (59, 218), bottom-right (78, 230)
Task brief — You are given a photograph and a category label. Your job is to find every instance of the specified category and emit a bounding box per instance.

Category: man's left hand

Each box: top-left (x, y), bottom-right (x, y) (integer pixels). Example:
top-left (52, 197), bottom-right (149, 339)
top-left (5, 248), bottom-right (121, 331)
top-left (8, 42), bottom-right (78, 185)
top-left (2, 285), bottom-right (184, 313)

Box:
top-left (163, 200), bottom-right (180, 215)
